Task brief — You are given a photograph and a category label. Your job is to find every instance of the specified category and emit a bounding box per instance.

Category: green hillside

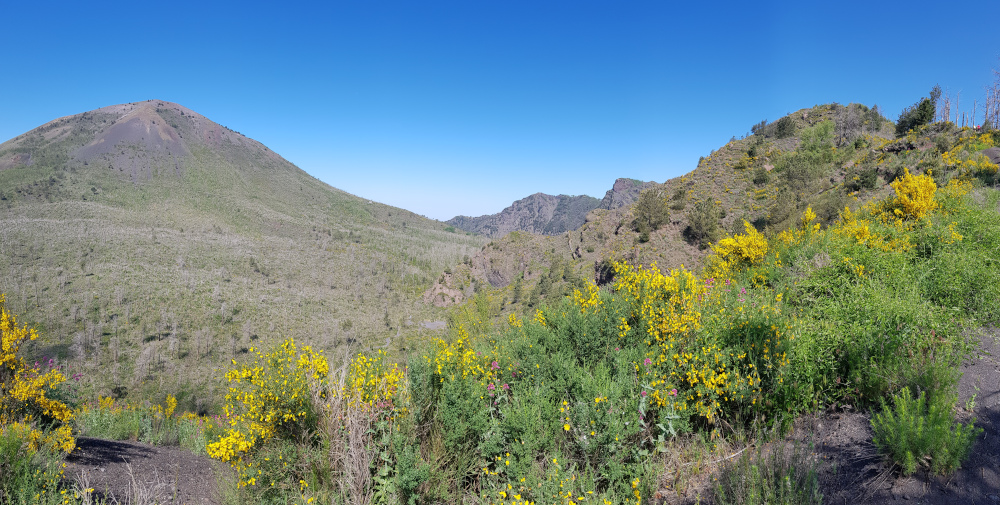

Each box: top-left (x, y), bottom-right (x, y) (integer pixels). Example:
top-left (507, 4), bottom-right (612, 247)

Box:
top-left (0, 100), bottom-right (486, 406)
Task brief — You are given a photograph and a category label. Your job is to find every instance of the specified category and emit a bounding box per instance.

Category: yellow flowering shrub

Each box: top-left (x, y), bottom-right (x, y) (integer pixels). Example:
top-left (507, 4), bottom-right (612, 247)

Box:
top-left (831, 206), bottom-right (913, 253)
top-left (428, 326), bottom-right (488, 383)
top-left (571, 282), bottom-right (601, 313)
top-left (1, 295), bottom-right (75, 455)
top-left (888, 168), bottom-right (938, 220)
top-left (342, 348), bottom-right (406, 414)
top-left (611, 262), bottom-right (781, 424)
top-left (207, 338), bottom-right (328, 488)
top-left (942, 149), bottom-right (1000, 177)
top-left (708, 221), bottom-right (769, 277)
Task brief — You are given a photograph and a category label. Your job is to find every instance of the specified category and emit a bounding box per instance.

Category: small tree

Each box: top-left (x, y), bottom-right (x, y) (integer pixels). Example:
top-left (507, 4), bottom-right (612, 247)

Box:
top-left (773, 116), bottom-right (796, 139)
top-left (684, 200), bottom-right (723, 249)
top-left (631, 187), bottom-right (670, 237)
top-left (896, 87), bottom-right (940, 137)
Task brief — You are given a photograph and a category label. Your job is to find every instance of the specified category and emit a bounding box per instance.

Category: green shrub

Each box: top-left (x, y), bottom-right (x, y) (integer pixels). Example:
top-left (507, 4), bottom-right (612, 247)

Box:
top-left (773, 116), bottom-right (796, 139)
top-left (713, 442), bottom-right (822, 505)
top-left (0, 427), bottom-right (75, 505)
top-left (684, 200), bottom-right (723, 249)
top-left (896, 97), bottom-right (935, 137)
top-left (631, 187), bottom-right (670, 234)
top-left (752, 166), bottom-right (770, 185)
top-left (871, 387), bottom-right (981, 475)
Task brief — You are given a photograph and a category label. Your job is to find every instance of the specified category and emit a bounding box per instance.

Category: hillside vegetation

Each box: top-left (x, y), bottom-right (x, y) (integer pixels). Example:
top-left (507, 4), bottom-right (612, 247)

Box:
top-left (427, 102), bottom-right (1000, 320)
top-left (3, 100), bottom-right (999, 504)
top-left (0, 100), bottom-right (486, 407)
top-left (205, 122), bottom-right (997, 504)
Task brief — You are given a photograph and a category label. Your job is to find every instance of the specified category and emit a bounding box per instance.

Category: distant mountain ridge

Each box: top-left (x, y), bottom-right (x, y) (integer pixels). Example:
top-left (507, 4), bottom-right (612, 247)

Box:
top-left (446, 178), bottom-right (654, 238)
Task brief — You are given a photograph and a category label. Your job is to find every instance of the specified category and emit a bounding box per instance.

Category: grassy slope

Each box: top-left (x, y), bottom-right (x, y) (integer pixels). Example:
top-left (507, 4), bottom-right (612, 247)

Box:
top-left (0, 101), bottom-right (486, 409)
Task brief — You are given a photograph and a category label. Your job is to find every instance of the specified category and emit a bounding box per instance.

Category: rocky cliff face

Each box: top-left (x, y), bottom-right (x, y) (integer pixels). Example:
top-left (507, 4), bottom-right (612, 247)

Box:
top-left (598, 178), bottom-right (656, 210)
top-left (446, 178), bottom-right (658, 238)
top-left (447, 193), bottom-right (600, 238)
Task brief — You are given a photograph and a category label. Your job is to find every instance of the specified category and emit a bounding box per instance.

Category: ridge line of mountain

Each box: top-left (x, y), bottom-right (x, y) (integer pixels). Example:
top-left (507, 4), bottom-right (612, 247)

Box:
top-left (445, 178), bottom-right (655, 237)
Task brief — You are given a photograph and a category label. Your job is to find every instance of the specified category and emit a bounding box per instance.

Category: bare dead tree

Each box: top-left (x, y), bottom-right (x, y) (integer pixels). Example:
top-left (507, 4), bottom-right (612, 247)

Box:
top-left (956, 91), bottom-right (962, 126)
top-left (986, 66), bottom-right (1000, 129)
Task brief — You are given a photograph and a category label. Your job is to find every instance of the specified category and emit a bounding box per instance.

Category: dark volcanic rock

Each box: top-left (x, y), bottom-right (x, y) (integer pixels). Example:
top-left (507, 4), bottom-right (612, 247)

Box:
top-left (983, 147), bottom-right (1000, 165)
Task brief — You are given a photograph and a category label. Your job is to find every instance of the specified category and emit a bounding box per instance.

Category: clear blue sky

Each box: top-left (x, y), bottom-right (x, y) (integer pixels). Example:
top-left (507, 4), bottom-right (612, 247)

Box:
top-left (3, 1), bottom-right (999, 221)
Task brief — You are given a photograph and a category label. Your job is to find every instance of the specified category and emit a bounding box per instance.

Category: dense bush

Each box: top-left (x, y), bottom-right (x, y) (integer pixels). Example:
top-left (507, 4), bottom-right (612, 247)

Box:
top-left (773, 116), bottom-right (797, 139)
top-left (684, 199), bottom-right (723, 249)
top-left (896, 97), bottom-right (935, 137)
top-left (631, 187), bottom-right (671, 238)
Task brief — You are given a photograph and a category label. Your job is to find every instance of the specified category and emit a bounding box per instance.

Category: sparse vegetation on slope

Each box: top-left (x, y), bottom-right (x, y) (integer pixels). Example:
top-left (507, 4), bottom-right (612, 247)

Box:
top-left (0, 100), bottom-right (485, 409)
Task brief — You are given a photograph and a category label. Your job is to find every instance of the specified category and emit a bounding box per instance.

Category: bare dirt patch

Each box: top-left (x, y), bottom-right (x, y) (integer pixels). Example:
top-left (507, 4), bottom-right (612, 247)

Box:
top-left (65, 437), bottom-right (226, 505)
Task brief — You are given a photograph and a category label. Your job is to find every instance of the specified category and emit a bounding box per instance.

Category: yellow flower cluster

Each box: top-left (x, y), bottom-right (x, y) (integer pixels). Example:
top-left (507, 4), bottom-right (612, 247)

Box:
top-left (888, 168), bottom-right (938, 220)
top-left (831, 206), bottom-right (913, 253)
top-left (1, 421), bottom-right (75, 454)
top-left (428, 326), bottom-right (486, 383)
top-left (571, 282), bottom-right (601, 314)
top-left (1, 294), bottom-right (75, 455)
top-left (77, 394), bottom-right (181, 424)
top-left (942, 149), bottom-right (1000, 176)
top-left (613, 261), bottom-right (704, 345)
top-left (800, 206), bottom-right (819, 232)
top-left (207, 338), bottom-right (327, 488)
top-left (708, 221), bottom-right (769, 278)
top-left (341, 348), bottom-right (406, 414)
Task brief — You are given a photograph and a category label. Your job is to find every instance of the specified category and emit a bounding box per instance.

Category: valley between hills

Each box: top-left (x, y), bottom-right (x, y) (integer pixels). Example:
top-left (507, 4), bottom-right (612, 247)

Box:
top-left (4, 94), bottom-right (1000, 504)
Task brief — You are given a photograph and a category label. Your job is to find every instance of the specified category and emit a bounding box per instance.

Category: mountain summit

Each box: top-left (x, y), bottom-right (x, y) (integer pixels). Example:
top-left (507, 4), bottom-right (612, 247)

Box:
top-left (0, 100), bottom-right (485, 399)
top-left (1, 100), bottom-right (298, 189)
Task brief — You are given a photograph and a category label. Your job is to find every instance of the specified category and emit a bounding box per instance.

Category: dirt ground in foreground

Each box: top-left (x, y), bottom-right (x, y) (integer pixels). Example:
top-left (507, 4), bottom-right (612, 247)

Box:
top-left (65, 437), bottom-right (224, 505)
top-left (798, 328), bottom-right (1000, 505)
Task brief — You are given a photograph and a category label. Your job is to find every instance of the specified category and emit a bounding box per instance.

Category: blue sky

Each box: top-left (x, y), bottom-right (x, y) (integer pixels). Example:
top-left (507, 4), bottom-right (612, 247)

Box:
top-left (2, 1), bottom-right (999, 221)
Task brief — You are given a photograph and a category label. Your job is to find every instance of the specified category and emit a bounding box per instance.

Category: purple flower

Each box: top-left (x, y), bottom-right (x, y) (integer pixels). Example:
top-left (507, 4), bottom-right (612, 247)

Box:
top-left (669, 389), bottom-right (678, 396)
top-left (492, 361), bottom-right (500, 370)
top-left (640, 391), bottom-right (647, 397)
top-left (502, 383), bottom-right (509, 390)
top-left (643, 358), bottom-right (652, 366)
top-left (487, 383), bottom-right (495, 390)
top-left (740, 287), bottom-right (747, 295)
